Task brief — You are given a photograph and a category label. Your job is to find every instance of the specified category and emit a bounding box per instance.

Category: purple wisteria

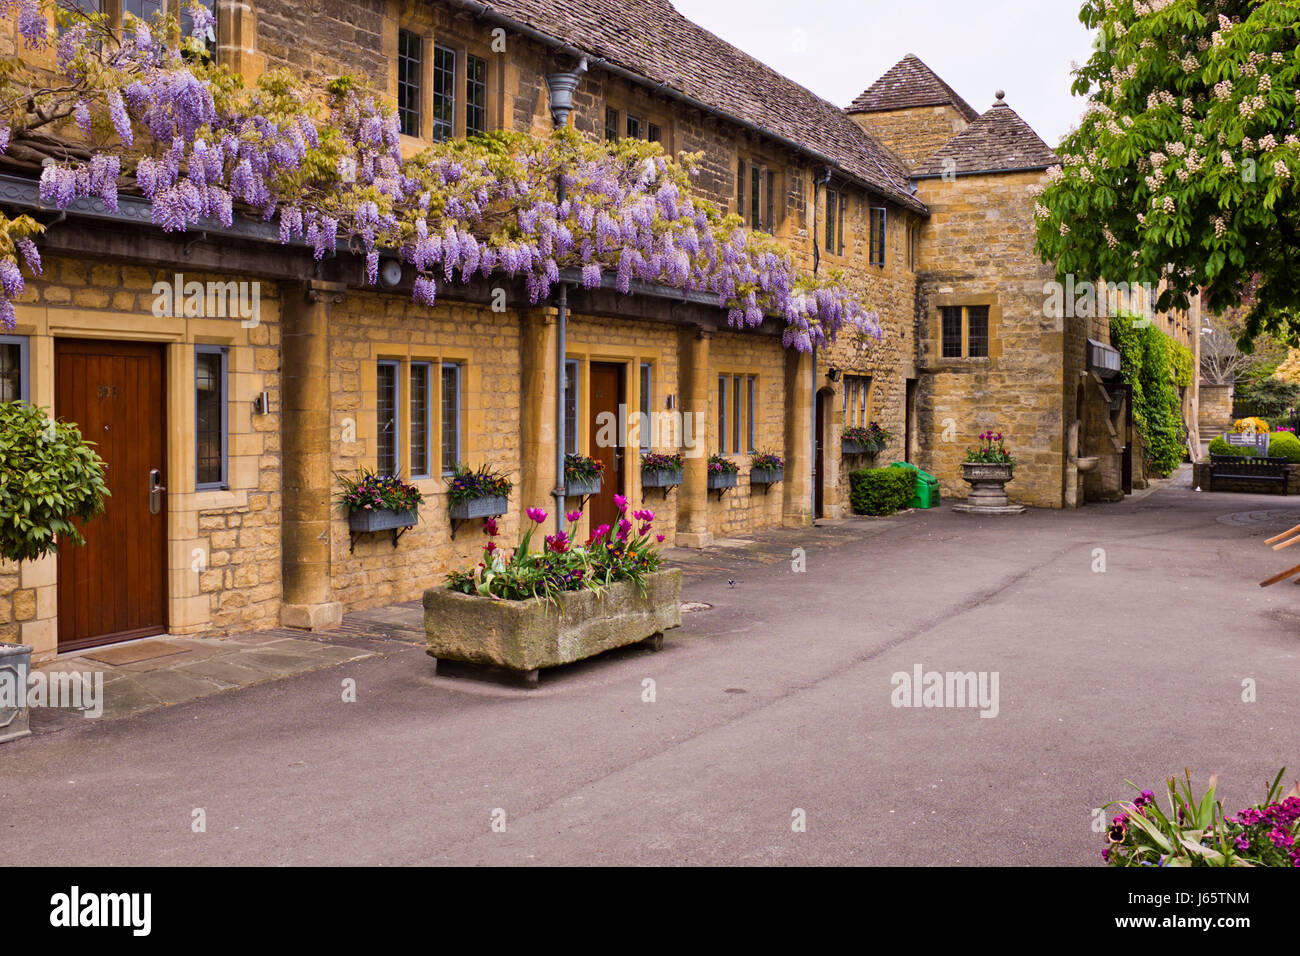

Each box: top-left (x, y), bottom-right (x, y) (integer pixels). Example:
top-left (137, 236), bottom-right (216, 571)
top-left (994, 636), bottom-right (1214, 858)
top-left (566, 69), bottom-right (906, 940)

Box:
top-left (0, 1), bottom-right (883, 350)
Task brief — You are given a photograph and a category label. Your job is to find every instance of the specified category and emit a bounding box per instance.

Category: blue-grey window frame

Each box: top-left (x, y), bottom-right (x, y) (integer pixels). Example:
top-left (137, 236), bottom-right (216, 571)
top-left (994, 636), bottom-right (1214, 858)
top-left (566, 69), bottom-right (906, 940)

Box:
top-left (440, 361), bottom-right (461, 476)
top-left (377, 359), bottom-right (402, 477)
top-left (409, 361), bottom-right (433, 479)
top-left (195, 345), bottom-right (228, 490)
top-left (0, 334), bottom-right (30, 403)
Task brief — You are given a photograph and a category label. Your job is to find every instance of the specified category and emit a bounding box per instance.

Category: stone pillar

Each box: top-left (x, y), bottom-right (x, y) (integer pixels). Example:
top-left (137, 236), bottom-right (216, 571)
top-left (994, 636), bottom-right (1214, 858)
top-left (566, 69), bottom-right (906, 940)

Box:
top-left (520, 308), bottom-right (559, 514)
top-left (675, 326), bottom-right (713, 549)
top-left (783, 348), bottom-right (814, 527)
top-left (280, 281), bottom-right (344, 630)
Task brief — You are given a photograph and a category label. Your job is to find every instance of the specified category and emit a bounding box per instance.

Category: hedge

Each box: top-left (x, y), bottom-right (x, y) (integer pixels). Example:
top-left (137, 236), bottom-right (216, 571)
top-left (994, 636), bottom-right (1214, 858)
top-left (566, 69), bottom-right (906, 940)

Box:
top-left (1268, 432), bottom-right (1300, 462)
top-left (849, 466), bottom-right (916, 516)
top-left (1110, 312), bottom-right (1189, 477)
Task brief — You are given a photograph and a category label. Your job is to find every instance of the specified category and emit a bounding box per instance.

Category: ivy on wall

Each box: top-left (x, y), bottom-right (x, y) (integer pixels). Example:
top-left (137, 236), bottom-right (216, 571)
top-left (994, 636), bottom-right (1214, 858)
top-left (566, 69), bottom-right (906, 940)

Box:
top-left (1110, 312), bottom-right (1193, 477)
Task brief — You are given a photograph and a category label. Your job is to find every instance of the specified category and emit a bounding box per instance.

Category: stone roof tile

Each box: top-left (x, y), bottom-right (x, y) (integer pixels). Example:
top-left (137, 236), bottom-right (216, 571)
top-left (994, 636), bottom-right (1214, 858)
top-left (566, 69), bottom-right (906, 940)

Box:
top-left (911, 96), bottom-right (1059, 178)
top-left (847, 54), bottom-right (980, 123)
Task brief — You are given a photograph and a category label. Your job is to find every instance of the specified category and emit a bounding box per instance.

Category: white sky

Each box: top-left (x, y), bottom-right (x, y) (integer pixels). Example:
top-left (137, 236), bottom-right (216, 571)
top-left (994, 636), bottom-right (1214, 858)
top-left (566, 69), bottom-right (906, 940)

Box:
top-left (670, 0), bottom-right (1097, 148)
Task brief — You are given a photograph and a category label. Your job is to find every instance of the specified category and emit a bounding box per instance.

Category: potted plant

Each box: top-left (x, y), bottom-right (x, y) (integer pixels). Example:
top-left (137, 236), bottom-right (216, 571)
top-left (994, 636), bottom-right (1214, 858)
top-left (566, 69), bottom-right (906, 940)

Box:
top-left (707, 453), bottom-right (739, 491)
top-left (641, 451), bottom-right (685, 489)
top-left (0, 402), bottom-right (109, 744)
top-left (564, 452), bottom-right (604, 497)
top-left (338, 468), bottom-right (423, 532)
top-left (954, 430), bottom-right (1024, 514)
top-left (749, 450), bottom-right (785, 486)
top-left (446, 463), bottom-right (512, 521)
top-left (426, 500), bottom-right (681, 686)
top-left (843, 422), bottom-right (892, 456)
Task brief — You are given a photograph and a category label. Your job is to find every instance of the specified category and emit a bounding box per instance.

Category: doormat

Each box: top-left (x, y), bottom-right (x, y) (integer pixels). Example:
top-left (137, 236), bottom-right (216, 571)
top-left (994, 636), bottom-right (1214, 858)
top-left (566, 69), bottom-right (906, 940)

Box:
top-left (82, 640), bottom-right (188, 666)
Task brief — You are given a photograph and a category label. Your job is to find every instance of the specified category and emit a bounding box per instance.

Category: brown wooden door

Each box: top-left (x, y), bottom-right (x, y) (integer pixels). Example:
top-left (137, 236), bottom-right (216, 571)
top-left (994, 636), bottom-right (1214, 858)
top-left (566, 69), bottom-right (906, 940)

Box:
top-left (56, 339), bottom-right (168, 652)
top-left (588, 362), bottom-right (625, 530)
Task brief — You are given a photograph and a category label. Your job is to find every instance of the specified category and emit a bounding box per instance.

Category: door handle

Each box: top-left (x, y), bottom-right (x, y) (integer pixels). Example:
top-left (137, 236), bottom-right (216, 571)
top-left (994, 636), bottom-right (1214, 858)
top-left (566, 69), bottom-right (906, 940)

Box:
top-left (149, 468), bottom-right (165, 515)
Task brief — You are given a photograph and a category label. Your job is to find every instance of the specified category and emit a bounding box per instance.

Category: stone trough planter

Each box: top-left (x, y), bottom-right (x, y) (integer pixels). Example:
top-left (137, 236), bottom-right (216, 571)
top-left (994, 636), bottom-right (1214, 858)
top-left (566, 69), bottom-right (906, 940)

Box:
top-left (952, 462), bottom-right (1025, 515)
top-left (0, 642), bottom-right (32, 744)
top-left (424, 569), bottom-right (683, 687)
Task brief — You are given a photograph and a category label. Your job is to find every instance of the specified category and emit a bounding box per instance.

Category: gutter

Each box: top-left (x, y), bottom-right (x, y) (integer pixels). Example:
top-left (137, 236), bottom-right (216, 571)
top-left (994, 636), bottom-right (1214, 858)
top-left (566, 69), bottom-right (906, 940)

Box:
top-left (911, 164), bottom-right (1055, 181)
top-left (444, 0), bottom-right (927, 217)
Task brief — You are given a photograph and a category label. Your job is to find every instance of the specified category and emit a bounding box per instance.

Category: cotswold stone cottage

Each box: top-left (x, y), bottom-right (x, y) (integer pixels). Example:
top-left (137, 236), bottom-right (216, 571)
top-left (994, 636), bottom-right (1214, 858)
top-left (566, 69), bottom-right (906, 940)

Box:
top-left (0, 1), bottom-right (1195, 660)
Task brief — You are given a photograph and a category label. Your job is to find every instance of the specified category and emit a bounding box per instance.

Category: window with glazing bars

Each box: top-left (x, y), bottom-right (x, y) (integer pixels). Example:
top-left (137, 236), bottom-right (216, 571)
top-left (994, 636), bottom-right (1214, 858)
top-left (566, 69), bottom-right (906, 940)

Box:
top-left (195, 347), bottom-right (227, 488)
top-left (746, 376), bottom-right (756, 453)
top-left (466, 54), bottom-right (488, 136)
top-left (717, 376), bottom-right (727, 454)
top-left (940, 307), bottom-right (964, 358)
top-left (825, 188), bottom-right (839, 256)
top-left (751, 166), bottom-right (762, 230)
top-left (736, 159), bottom-right (746, 218)
top-left (844, 375), bottom-right (871, 428)
top-left (647, 123), bottom-right (661, 144)
top-left (626, 114), bottom-right (641, 139)
top-left (441, 362), bottom-right (460, 474)
top-left (397, 30), bottom-right (422, 138)
top-left (966, 306), bottom-right (990, 358)
top-left (432, 45), bottom-right (455, 142)
top-left (869, 207), bottom-right (886, 266)
top-left (604, 107), bottom-right (619, 141)
top-left (410, 362), bottom-right (432, 478)
top-left (766, 170), bottom-right (776, 233)
top-left (564, 359), bottom-right (579, 455)
top-left (0, 336), bottom-right (27, 402)
top-left (377, 361), bottom-right (400, 475)
top-left (639, 363), bottom-right (651, 450)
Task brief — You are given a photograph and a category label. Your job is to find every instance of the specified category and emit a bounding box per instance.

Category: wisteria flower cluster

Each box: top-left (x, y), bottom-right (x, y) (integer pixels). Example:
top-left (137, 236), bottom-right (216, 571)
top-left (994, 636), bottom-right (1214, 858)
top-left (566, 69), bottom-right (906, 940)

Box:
top-left (1103, 769), bottom-right (1300, 867)
top-left (0, 0), bottom-right (884, 350)
top-left (446, 496), bottom-right (663, 603)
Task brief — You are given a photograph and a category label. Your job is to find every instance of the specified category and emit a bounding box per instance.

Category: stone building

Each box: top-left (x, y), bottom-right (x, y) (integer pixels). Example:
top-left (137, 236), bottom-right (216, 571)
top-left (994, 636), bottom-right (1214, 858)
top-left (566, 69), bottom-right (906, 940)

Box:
top-left (0, 2), bottom-right (1194, 661)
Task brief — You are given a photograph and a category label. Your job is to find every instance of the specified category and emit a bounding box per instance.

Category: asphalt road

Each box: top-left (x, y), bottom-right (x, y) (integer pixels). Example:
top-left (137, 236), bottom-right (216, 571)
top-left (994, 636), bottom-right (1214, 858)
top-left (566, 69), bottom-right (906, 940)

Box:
top-left (4, 471), bottom-right (1298, 866)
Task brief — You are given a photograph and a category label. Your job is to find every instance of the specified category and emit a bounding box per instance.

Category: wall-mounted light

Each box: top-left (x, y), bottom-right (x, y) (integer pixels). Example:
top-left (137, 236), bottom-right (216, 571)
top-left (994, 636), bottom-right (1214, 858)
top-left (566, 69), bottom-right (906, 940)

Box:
top-left (380, 259), bottom-right (403, 287)
top-left (826, 367), bottom-right (842, 382)
top-left (666, 394), bottom-right (675, 411)
top-left (253, 391), bottom-right (270, 415)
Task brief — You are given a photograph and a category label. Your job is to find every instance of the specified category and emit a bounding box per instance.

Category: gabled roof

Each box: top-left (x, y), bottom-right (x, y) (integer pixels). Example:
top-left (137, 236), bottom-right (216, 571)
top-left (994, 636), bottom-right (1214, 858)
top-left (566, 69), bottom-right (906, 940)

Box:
top-left (846, 54), bottom-right (980, 123)
top-left (454, 0), bottom-right (924, 212)
top-left (911, 96), bottom-right (1059, 178)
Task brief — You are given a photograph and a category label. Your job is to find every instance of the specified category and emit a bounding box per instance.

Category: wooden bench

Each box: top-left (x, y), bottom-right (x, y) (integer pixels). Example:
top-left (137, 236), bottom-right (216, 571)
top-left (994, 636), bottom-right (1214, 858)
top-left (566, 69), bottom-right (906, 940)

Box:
top-left (1208, 455), bottom-right (1289, 494)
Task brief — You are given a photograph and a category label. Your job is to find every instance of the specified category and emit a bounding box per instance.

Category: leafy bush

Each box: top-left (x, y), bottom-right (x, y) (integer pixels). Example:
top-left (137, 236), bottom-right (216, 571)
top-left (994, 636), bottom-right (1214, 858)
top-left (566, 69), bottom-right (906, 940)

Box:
top-left (1110, 313), bottom-right (1187, 477)
top-left (1208, 436), bottom-right (1256, 458)
top-left (1268, 432), bottom-right (1300, 463)
top-left (445, 463), bottom-right (512, 506)
top-left (1102, 769), bottom-right (1299, 867)
top-left (336, 468), bottom-right (423, 513)
top-left (1234, 377), bottom-right (1300, 422)
top-left (445, 500), bottom-right (663, 603)
top-left (0, 401), bottom-right (109, 563)
top-left (849, 466), bottom-right (915, 516)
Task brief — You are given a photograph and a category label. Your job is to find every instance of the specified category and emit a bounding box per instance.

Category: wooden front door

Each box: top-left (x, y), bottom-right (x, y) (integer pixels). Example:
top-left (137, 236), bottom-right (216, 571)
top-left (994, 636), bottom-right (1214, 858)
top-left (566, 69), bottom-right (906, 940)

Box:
top-left (56, 340), bottom-right (168, 652)
top-left (588, 362), bottom-right (625, 530)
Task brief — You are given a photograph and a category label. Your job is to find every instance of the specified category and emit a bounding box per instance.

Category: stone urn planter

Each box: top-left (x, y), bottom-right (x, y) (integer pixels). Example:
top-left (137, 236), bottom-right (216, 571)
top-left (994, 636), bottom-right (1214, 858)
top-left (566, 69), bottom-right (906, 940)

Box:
top-left (750, 467), bottom-right (784, 487)
top-left (0, 642), bottom-right (32, 744)
top-left (953, 462), bottom-right (1025, 515)
top-left (564, 475), bottom-right (602, 498)
top-left (424, 569), bottom-right (683, 687)
top-left (641, 467), bottom-right (683, 489)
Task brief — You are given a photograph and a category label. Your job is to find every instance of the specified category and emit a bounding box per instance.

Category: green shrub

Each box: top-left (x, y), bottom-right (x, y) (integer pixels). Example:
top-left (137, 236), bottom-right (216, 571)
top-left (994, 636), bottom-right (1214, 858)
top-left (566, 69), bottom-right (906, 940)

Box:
top-left (1208, 436), bottom-right (1256, 457)
top-left (1267, 431), bottom-right (1300, 462)
top-left (849, 466), bottom-right (915, 516)
top-left (0, 401), bottom-right (110, 563)
top-left (1110, 312), bottom-right (1188, 477)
